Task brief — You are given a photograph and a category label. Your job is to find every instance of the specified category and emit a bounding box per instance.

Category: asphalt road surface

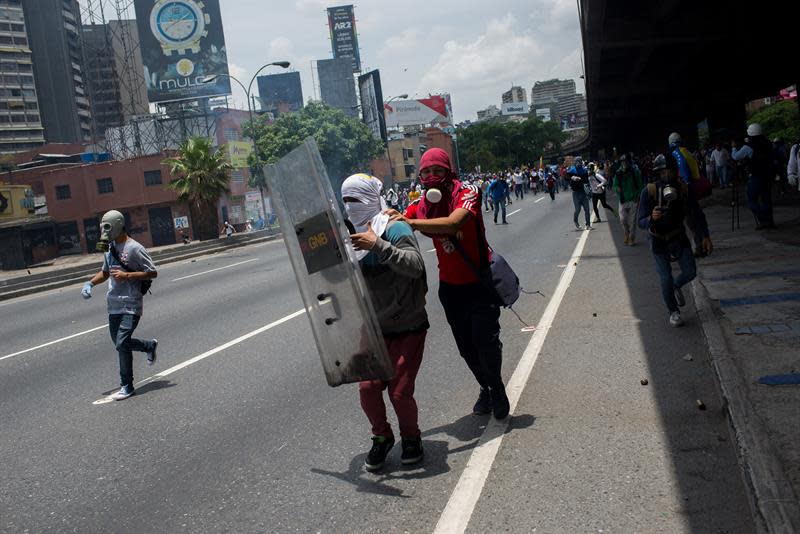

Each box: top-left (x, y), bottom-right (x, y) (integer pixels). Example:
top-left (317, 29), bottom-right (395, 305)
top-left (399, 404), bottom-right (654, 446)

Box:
top-left (0, 189), bottom-right (755, 533)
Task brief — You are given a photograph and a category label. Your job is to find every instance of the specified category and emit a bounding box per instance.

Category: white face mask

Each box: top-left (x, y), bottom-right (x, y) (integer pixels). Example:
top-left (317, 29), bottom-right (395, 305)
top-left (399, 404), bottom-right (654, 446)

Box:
top-left (344, 201), bottom-right (377, 231)
top-left (425, 188), bottom-right (443, 203)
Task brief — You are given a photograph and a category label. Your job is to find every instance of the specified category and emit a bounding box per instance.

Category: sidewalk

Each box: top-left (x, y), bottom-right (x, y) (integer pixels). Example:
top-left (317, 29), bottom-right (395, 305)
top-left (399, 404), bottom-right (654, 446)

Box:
top-left (692, 187), bottom-right (800, 533)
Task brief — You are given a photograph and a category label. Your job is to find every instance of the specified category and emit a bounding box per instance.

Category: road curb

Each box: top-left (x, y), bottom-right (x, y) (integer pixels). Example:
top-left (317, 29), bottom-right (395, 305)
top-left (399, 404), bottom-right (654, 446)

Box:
top-left (0, 233), bottom-right (283, 302)
top-left (692, 279), bottom-right (800, 534)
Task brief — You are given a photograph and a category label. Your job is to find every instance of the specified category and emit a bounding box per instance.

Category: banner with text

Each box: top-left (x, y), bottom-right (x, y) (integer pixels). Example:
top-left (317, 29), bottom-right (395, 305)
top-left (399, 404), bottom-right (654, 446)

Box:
top-left (327, 5), bottom-right (361, 73)
top-left (384, 94), bottom-right (453, 128)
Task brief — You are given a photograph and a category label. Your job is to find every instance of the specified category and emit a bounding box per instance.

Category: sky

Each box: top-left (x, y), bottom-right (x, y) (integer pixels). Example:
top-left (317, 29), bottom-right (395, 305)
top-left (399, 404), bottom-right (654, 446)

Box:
top-left (219, 0), bottom-right (584, 122)
top-left (84, 0), bottom-right (584, 123)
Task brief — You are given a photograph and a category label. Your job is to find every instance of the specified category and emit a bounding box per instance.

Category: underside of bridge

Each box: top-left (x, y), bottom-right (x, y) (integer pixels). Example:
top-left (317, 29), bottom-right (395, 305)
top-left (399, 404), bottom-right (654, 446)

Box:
top-left (580, 1), bottom-right (796, 154)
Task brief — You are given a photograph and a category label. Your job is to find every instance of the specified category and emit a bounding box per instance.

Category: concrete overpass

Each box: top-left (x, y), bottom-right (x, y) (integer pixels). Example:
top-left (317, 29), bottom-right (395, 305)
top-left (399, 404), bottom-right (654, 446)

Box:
top-left (579, 1), bottom-right (796, 153)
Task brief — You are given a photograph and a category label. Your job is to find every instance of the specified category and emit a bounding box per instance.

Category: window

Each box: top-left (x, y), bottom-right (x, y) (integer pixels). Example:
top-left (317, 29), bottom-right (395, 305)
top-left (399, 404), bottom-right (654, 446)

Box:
top-left (230, 169), bottom-right (244, 182)
top-left (144, 169), bottom-right (162, 186)
top-left (223, 127), bottom-right (240, 142)
top-left (55, 185), bottom-right (71, 200)
top-left (96, 177), bottom-right (113, 194)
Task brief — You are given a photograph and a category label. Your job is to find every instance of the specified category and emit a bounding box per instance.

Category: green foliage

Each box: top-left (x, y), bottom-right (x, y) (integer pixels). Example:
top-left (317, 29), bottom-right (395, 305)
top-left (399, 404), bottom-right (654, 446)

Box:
top-left (457, 118), bottom-right (566, 171)
top-left (163, 136), bottom-right (232, 240)
top-left (747, 100), bottom-right (800, 143)
top-left (243, 101), bottom-right (386, 187)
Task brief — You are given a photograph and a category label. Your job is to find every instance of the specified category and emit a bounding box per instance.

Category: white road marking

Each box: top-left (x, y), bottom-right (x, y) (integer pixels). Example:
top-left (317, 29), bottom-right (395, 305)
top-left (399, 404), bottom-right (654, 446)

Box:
top-left (507, 209), bottom-right (521, 217)
top-left (0, 324), bottom-right (107, 362)
top-left (433, 229), bottom-right (591, 534)
top-left (92, 308), bottom-right (306, 405)
top-left (171, 258), bottom-right (259, 282)
top-left (534, 197), bottom-right (545, 203)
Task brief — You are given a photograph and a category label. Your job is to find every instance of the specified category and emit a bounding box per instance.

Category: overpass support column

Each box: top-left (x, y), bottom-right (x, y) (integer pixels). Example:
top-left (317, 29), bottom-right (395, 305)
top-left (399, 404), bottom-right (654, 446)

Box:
top-left (706, 98), bottom-right (746, 143)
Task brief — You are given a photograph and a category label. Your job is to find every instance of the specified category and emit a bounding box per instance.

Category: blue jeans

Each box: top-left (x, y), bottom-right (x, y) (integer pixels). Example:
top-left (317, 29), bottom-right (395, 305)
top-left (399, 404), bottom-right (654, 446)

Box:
top-left (746, 177), bottom-right (774, 226)
top-left (716, 165), bottom-right (729, 187)
top-left (108, 314), bottom-right (155, 388)
top-left (651, 243), bottom-right (697, 313)
top-left (493, 197), bottom-right (507, 223)
top-left (572, 190), bottom-right (590, 226)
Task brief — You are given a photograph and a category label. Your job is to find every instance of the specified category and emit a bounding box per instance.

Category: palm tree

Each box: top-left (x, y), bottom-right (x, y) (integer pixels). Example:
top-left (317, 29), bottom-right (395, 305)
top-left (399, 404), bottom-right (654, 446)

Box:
top-left (163, 136), bottom-right (232, 241)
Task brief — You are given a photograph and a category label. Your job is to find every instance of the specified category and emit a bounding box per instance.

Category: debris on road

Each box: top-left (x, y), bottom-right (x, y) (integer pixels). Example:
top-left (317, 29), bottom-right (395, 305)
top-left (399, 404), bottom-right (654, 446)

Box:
top-left (683, 354), bottom-right (693, 362)
top-left (641, 379), bottom-right (649, 386)
top-left (696, 399), bottom-right (706, 410)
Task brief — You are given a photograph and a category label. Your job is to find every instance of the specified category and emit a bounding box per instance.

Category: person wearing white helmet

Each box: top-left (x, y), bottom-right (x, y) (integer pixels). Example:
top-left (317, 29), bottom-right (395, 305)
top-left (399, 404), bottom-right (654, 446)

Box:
top-left (81, 210), bottom-right (159, 401)
top-left (732, 123), bottom-right (777, 229)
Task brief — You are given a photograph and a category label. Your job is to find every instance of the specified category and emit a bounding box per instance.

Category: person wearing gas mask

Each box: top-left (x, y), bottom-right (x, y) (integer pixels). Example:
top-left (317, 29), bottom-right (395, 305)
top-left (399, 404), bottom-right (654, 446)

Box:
top-left (81, 210), bottom-right (158, 401)
top-left (567, 156), bottom-right (592, 230)
top-left (341, 174), bottom-right (429, 472)
top-left (388, 148), bottom-right (510, 420)
top-left (614, 154), bottom-right (643, 245)
top-left (732, 123), bottom-right (778, 229)
top-left (638, 154), bottom-right (708, 327)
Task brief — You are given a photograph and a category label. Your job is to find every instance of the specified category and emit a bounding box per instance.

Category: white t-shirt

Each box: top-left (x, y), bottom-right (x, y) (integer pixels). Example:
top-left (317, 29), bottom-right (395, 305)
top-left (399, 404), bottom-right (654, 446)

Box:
top-left (711, 148), bottom-right (730, 167)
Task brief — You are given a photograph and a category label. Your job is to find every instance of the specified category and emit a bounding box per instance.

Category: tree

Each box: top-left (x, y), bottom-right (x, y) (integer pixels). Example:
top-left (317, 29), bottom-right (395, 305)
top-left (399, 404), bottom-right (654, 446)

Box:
top-left (747, 100), bottom-right (800, 143)
top-left (243, 101), bottom-right (385, 192)
top-left (457, 118), bottom-right (566, 171)
top-left (163, 136), bottom-right (231, 241)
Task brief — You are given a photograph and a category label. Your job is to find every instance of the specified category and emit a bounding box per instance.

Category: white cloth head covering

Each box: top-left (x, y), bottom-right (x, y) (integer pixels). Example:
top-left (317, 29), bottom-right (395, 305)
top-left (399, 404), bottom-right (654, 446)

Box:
top-left (341, 173), bottom-right (390, 260)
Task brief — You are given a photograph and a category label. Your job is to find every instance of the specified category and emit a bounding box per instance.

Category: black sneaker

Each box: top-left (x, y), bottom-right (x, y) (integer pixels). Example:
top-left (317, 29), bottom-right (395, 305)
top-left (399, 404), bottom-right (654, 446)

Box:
top-left (490, 385), bottom-right (510, 420)
top-left (365, 436), bottom-right (394, 472)
top-left (401, 438), bottom-right (424, 465)
top-left (674, 286), bottom-right (685, 307)
top-left (147, 339), bottom-right (158, 366)
top-left (473, 388), bottom-right (492, 415)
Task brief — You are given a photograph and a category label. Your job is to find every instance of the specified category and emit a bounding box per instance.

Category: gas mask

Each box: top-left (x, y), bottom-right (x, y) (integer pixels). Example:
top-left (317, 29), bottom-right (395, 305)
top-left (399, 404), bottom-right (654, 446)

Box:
top-left (659, 184), bottom-right (678, 212)
top-left (96, 210), bottom-right (125, 252)
top-left (425, 188), bottom-right (443, 203)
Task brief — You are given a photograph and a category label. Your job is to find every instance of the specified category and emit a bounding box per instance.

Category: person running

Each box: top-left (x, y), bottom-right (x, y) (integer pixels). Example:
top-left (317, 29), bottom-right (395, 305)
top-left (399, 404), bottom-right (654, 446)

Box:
top-left (614, 154), bottom-right (643, 245)
top-left (341, 174), bottom-right (428, 472)
top-left (389, 148), bottom-right (510, 420)
top-left (567, 157), bottom-right (592, 230)
top-left (487, 174), bottom-right (510, 224)
top-left (588, 162), bottom-right (615, 223)
top-left (546, 171), bottom-right (556, 201)
top-left (81, 210), bottom-right (158, 401)
top-left (638, 154), bottom-right (708, 327)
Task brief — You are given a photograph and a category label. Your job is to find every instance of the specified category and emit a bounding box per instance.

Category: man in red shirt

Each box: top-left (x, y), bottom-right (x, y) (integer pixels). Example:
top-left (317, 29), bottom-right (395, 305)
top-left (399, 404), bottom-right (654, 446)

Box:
top-left (388, 148), bottom-right (509, 419)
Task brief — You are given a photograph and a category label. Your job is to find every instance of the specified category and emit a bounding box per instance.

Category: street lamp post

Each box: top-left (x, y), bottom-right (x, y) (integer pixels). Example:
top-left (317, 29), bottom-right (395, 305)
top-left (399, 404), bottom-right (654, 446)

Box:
top-left (202, 61), bottom-right (290, 225)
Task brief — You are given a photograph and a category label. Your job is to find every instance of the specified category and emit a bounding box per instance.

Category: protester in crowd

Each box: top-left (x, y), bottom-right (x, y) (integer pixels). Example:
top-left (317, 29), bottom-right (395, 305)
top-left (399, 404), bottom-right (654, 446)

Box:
top-left (588, 162), bottom-right (615, 223)
top-left (732, 123), bottom-right (777, 229)
top-left (711, 142), bottom-right (731, 188)
top-left (513, 168), bottom-right (525, 200)
top-left (787, 138), bottom-right (800, 192)
top-left (388, 148), bottom-right (510, 420)
top-left (341, 174), bottom-right (428, 472)
top-left (773, 137), bottom-right (789, 194)
top-left (81, 210), bottom-right (158, 401)
top-left (614, 154), bottom-right (643, 245)
top-left (638, 154), bottom-right (709, 327)
top-left (487, 174), bottom-right (510, 224)
top-left (480, 177), bottom-right (492, 212)
top-left (567, 157), bottom-right (592, 230)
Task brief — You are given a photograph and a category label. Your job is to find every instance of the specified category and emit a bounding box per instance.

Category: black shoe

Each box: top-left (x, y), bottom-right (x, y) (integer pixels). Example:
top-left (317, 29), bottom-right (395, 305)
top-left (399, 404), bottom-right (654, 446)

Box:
top-left (502, 221), bottom-right (509, 224)
top-left (400, 438), bottom-right (424, 465)
top-left (147, 339), bottom-right (158, 366)
top-left (490, 385), bottom-right (510, 420)
top-left (365, 436), bottom-right (394, 472)
top-left (674, 286), bottom-right (685, 307)
top-left (473, 388), bottom-right (492, 415)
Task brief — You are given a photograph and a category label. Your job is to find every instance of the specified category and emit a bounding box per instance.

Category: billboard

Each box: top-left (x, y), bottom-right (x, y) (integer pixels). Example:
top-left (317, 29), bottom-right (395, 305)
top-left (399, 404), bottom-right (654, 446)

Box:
top-left (134, 0), bottom-right (232, 103)
top-left (384, 94), bottom-right (453, 128)
top-left (256, 71), bottom-right (304, 115)
top-left (502, 102), bottom-right (530, 116)
top-left (327, 5), bottom-right (361, 73)
top-left (535, 108), bottom-right (551, 122)
top-left (318, 57), bottom-right (357, 117)
top-left (228, 141), bottom-right (253, 169)
top-left (358, 70), bottom-right (387, 142)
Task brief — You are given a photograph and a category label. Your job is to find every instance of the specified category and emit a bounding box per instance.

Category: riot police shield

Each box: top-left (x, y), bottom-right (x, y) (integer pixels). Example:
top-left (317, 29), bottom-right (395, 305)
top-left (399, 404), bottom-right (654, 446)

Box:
top-left (264, 138), bottom-right (394, 387)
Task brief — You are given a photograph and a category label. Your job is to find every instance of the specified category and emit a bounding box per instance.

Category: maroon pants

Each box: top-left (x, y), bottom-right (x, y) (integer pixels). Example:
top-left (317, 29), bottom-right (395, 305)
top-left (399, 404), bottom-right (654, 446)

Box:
top-left (359, 330), bottom-right (427, 440)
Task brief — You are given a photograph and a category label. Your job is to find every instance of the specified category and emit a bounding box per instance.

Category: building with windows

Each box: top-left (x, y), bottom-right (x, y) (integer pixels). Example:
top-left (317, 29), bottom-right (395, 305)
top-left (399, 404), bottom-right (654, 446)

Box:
top-left (476, 105), bottom-right (501, 122)
top-left (0, 0), bottom-right (44, 154)
top-left (22, 0), bottom-right (93, 144)
top-left (502, 86), bottom-right (527, 104)
top-left (256, 71), bottom-right (303, 116)
top-left (531, 79), bottom-right (576, 106)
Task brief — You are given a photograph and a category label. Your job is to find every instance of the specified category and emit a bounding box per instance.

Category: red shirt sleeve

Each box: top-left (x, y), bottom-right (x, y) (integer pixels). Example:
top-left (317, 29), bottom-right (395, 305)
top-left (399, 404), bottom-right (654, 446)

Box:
top-left (454, 185), bottom-right (481, 217)
top-left (404, 201), bottom-right (419, 220)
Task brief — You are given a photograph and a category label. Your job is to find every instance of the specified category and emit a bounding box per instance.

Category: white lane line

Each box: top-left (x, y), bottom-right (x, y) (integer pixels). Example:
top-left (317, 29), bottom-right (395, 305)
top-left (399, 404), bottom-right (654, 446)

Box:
top-left (0, 324), bottom-right (107, 362)
top-left (92, 308), bottom-right (306, 405)
top-left (534, 197), bottom-right (545, 203)
top-left (171, 258), bottom-right (258, 282)
top-left (433, 229), bottom-right (591, 534)
top-left (507, 209), bottom-right (521, 217)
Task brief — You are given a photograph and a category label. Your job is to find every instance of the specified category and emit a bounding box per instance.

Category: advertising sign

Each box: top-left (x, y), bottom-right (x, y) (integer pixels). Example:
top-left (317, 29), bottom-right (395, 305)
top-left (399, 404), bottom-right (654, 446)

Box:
top-left (384, 94), bottom-right (453, 128)
top-left (174, 216), bottom-right (189, 229)
top-left (358, 70), bottom-right (387, 142)
top-left (228, 141), bottom-right (253, 169)
top-left (535, 108), bottom-right (551, 122)
top-left (134, 0), bottom-right (232, 103)
top-left (327, 5), bottom-right (361, 73)
top-left (502, 102), bottom-right (530, 116)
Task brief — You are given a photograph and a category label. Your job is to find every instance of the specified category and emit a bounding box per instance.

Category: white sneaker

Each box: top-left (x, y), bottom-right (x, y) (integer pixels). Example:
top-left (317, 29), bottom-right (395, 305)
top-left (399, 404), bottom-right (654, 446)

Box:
top-left (669, 311), bottom-right (683, 327)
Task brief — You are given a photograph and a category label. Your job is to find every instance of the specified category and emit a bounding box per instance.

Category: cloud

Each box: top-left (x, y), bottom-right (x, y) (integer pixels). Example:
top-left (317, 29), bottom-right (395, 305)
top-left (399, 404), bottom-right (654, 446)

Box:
top-left (228, 63), bottom-right (247, 80)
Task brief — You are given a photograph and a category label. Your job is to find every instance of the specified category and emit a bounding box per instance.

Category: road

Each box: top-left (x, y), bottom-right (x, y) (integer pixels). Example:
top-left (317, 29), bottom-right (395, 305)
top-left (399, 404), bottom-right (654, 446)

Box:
top-left (0, 189), bottom-right (755, 533)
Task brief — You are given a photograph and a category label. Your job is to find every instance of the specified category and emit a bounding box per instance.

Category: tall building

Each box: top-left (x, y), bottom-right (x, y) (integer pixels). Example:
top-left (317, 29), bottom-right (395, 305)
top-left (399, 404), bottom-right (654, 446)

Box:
top-left (0, 0), bottom-right (44, 154)
top-left (531, 79), bottom-right (576, 105)
top-left (22, 0), bottom-right (92, 144)
top-left (502, 86), bottom-right (527, 104)
top-left (558, 93), bottom-right (588, 129)
top-left (82, 20), bottom-right (148, 139)
top-left (317, 57), bottom-right (357, 117)
top-left (256, 71), bottom-right (303, 115)
top-left (476, 105), bottom-right (501, 122)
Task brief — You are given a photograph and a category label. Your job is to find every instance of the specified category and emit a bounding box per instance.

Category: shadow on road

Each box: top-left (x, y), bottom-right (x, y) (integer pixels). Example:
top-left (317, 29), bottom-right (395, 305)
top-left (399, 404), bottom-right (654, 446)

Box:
top-left (100, 379), bottom-right (176, 397)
